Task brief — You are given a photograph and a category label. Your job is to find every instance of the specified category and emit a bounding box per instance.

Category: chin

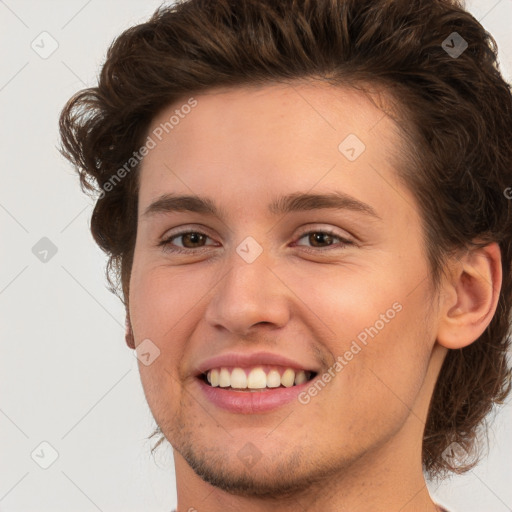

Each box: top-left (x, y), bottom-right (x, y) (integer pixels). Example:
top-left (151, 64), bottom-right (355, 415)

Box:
top-left (172, 431), bottom-right (345, 499)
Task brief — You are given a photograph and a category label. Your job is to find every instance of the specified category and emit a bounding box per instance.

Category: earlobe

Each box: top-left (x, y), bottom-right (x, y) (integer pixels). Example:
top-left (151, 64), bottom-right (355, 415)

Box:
top-left (436, 242), bottom-right (502, 350)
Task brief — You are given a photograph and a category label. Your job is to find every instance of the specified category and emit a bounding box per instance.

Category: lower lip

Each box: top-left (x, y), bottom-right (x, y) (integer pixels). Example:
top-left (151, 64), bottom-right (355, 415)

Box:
top-left (196, 376), bottom-right (313, 414)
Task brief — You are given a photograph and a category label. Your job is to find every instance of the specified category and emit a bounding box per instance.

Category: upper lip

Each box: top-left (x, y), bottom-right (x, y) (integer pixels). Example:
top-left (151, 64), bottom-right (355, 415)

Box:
top-left (194, 351), bottom-right (319, 376)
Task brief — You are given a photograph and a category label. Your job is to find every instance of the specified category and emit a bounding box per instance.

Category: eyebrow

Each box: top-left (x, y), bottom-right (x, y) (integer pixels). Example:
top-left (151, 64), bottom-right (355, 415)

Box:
top-left (142, 191), bottom-right (381, 220)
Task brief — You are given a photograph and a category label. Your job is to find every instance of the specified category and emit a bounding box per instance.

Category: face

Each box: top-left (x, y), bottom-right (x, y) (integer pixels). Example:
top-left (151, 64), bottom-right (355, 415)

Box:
top-left (129, 81), bottom-right (443, 496)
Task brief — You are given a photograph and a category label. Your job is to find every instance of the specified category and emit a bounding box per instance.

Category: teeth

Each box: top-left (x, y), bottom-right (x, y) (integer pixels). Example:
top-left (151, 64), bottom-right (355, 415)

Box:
top-left (294, 370), bottom-right (307, 385)
top-left (247, 367), bottom-right (267, 388)
top-left (281, 368), bottom-right (295, 387)
top-left (266, 369), bottom-right (281, 388)
top-left (205, 366), bottom-right (312, 389)
top-left (230, 368), bottom-right (247, 389)
top-left (219, 368), bottom-right (231, 387)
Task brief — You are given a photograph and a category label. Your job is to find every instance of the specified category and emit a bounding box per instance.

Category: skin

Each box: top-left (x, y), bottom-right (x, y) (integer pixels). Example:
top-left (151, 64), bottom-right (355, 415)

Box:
top-left (127, 80), bottom-right (502, 512)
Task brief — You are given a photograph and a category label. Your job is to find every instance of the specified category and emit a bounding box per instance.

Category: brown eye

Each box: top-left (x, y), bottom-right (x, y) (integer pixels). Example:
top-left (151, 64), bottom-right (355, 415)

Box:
top-left (176, 232), bottom-right (208, 248)
top-left (294, 229), bottom-right (354, 251)
top-left (304, 232), bottom-right (336, 247)
top-left (159, 230), bottom-right (216, 253)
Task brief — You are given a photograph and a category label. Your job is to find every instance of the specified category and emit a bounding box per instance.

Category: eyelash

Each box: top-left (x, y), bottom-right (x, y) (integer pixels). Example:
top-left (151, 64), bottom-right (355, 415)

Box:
top-left (157, 228), bottom-right (355, 254)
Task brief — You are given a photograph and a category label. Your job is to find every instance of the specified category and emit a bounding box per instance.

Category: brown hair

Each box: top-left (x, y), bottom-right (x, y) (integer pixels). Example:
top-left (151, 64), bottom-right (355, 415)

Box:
top-left (59, 0), bottom-right (512, 478)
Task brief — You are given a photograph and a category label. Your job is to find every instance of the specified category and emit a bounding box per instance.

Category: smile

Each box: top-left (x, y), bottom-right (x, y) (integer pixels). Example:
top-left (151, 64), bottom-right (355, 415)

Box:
top-left (193, 351), bottom-right (320, 413)
top-left (201, 365), bottom-right (317, 391)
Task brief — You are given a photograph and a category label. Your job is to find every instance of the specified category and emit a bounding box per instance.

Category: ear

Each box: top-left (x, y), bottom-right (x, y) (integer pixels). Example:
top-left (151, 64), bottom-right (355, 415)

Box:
top-left (436, 242), bottom-right (502, 349)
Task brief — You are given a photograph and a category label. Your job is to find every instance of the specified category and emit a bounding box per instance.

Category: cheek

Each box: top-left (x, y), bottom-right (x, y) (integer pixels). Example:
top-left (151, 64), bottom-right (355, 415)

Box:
top-left (287, 261), bottom-right (435, 409)
top-left (128, 265), bottom-right (196, 400)
top-left (129, 262), bottom-right (204, 343)
top-left (280, 260), bottom-right (409, 343)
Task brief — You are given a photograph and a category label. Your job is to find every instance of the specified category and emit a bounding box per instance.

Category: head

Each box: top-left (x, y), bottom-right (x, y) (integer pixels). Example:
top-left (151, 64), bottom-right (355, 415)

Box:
top-left (59, 0), bottom-right (512, 488)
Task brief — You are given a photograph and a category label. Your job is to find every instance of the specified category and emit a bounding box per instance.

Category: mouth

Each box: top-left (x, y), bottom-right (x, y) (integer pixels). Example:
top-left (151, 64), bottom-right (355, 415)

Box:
top-left (197, 365), bottom-right (318, 391)
top-left (193, 351), bottom-right (321, 413)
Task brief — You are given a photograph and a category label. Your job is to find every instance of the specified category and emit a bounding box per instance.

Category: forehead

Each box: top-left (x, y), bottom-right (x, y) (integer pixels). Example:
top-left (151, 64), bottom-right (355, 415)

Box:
top-left (146, 80), bottom-right (395, 147)
top-left (137, 81), bottom-right (411, 220)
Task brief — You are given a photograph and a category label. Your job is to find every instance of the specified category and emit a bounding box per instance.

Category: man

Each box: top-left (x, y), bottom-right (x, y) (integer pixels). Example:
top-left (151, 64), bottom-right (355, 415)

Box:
top-left (59, 0), bottom-right (512, 510)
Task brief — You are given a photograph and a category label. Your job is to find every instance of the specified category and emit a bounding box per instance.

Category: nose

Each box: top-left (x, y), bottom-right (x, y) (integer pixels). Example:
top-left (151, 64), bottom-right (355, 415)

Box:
top-left (203, 246), bottom-right (291, 336)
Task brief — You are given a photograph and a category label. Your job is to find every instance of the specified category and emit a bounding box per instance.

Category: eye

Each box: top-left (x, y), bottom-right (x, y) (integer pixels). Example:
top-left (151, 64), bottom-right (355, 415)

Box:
top-left (158, 230), bottom-right (217, 254)
top-left (293, 228), bottom-right (354, 252)
top-left (157, 227), bottom-right (355, 255)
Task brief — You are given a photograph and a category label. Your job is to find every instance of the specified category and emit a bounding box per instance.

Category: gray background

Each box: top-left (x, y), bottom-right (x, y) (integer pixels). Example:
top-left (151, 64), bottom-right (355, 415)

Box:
top-left (1, 1), bottom-right (511, 510)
